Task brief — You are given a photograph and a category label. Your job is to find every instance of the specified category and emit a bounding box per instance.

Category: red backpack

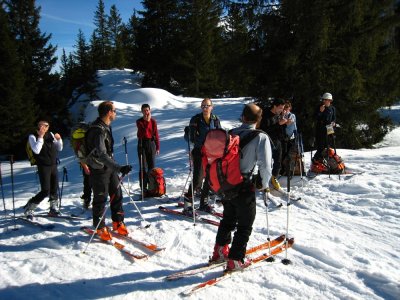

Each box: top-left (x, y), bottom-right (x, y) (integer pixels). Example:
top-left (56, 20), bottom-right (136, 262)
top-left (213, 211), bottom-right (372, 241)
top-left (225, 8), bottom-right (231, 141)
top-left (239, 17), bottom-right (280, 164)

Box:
top-left (201, 129), bottom-right (260, 197)
top-left (146, 168), bottom-right (166, 197)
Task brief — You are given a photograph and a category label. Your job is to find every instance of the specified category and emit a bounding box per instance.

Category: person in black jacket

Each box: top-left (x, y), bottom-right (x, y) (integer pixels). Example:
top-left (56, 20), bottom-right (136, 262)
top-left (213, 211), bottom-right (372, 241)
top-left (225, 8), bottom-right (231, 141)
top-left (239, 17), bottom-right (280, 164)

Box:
top-left (85, 101), bottom-right (132, 241)
top-left (23, 120), bottom-right (63, 219)
top-left (259, 98), bottom-right (289, 190)
top-left (312, 92), bottom-right (336, 162)
top-left (183, 98), bottom-right (222, 214)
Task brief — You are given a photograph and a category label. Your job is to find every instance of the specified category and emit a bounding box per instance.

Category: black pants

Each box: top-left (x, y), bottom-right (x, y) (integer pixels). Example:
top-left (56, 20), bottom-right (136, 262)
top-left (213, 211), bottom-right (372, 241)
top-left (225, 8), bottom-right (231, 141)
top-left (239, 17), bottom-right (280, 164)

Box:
top-left (90, 168), bottom-right (124, 229)
top-left (272, 139), bottom-right (283, 177)
top-left (215, 183), bottom-right (256, 261)
top-left (138, 139), bottom-right (156, 190)
top-left (187, 147), bottom-right (209, 205)
top-left (313, 128), bottom-right (332, 160)
top-left (82, 169), bottom-right (92, 201)
top-left (31, 164), bottom-right (59, 204)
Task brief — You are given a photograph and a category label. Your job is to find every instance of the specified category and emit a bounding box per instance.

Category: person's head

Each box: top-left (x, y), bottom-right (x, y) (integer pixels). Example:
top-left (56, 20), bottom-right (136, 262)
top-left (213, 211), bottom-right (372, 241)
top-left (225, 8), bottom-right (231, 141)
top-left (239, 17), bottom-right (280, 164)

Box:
top-left (242, 103), bottom-right (263, 125)
top-left (141, 104), bottom-right (151, 119)
top-left (321, 92), bottom-right (333, 107)
top-left (201, 98), bottom-right (213, 116)
top-left (271, 98), bottom-right (285, 115)
top-left (98, 101), bottom-right (116, 122)
top-left (283, 101), bottom-right (292, 113)
top-left (37, 120), bottom-right (50, 132)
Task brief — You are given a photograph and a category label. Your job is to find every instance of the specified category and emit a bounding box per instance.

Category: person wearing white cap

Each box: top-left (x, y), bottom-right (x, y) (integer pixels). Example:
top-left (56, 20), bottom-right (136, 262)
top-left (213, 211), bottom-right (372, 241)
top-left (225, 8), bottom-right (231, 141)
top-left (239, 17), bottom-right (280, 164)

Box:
top-left (312, 92), bottom-right (336, 162)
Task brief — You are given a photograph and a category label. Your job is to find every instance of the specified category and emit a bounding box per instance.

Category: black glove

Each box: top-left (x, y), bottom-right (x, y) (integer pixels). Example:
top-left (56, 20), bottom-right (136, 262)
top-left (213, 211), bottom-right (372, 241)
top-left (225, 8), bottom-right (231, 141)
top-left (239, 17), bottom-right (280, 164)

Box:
top-left (120, 165), bottom-right (132, 176)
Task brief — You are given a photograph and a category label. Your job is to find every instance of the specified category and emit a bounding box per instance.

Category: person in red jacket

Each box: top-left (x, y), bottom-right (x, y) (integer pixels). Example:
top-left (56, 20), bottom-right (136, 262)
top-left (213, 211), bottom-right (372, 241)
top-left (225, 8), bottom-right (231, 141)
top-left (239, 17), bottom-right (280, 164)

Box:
top-left (136, 104), bottom-right (160, 195)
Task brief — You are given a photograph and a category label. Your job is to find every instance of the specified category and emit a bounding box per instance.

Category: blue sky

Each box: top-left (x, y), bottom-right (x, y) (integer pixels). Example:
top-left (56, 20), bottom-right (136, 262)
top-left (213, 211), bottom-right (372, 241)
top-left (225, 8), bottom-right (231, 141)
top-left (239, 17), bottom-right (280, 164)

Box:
top-left (36, 0), bottom-right (143, 72)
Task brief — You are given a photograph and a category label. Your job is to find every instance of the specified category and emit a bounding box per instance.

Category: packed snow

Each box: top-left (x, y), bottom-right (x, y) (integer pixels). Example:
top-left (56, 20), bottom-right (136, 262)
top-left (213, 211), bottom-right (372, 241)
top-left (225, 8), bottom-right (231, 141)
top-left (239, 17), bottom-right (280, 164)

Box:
top-left (0, 69), bottom-right (399, 300)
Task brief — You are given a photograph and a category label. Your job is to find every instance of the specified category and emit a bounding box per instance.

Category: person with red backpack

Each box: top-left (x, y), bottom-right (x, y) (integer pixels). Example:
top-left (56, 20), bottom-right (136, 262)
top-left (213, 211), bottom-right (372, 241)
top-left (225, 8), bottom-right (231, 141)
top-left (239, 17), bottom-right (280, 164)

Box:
top-left (183, 98), bottom-right (221, 214)
top-left (136, 104), bottom-right (160, 196)
top-left (209, 103), bottom-right (273, 272)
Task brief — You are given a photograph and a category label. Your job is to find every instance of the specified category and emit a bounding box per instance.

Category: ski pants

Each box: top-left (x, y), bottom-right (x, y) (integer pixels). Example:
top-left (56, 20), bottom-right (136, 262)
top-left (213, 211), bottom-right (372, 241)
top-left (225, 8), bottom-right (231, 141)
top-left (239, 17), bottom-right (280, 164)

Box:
top-left (187, 147), bottom-right (210, 205)
top-left (31, 164), bottom-right (59, 204)
top-left (90, 168), bottom-right (124, 229)
top-left (138, 139), bottom-right (156, 190)
top-left (272, 139), bottom-right (283, 177)
top-left (215, 182), bottom-right (256, 261)
top-left (82, 168), bottom-right (92, 201)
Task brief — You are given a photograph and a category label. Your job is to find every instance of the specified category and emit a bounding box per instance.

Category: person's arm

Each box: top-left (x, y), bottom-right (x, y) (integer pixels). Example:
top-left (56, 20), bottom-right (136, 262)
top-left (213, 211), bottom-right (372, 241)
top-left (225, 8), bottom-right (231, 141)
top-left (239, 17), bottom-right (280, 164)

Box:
top-left (257, 134), bottom-right (273, 190)
top-left (152, 118), bottom-right (160, 153)
top-left (51, 132), bottom-right (63, 151)
top-left (92, 128), bottom-right (121, 171)
top-left (29, 134), bottom-right (43, 154)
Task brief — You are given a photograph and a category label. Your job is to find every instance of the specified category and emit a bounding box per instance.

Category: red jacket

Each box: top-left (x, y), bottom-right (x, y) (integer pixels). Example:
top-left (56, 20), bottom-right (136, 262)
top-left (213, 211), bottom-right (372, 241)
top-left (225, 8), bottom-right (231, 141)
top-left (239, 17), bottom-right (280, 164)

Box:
top-left (136, 117), bottom-right (160, 151)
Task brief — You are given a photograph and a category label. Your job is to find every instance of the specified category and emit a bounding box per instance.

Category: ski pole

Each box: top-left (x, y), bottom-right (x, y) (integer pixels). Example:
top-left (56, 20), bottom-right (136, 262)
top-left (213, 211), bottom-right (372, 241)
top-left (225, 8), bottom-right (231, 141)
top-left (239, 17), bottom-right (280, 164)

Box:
top-left (59, 167), bottom-right (67, 210)
top-left (140, 139), bottom-right (144, 201)
top-left (282, 161), bottom-right (292, 265)
top-left (121, 182), bottom-right (151, 228)
top-left (186, 130), bottom-right (196, 226)
top-left (262, 191), bottom-right (275, 261)
top-left (9, 155), bottom-right (17, 230)
top-left (0, 161), bottom-right (8, 230)
top-left (122, 137), bottom-right (131, 193)
top-left (82, 175), bottom-right (126, 253)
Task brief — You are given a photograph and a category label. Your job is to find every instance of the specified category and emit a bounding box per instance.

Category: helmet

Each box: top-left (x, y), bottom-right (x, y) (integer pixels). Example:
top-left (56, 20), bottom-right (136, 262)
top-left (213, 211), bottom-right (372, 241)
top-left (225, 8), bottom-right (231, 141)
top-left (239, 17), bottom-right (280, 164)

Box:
top-left (321, 92), bottom-right (333, 101)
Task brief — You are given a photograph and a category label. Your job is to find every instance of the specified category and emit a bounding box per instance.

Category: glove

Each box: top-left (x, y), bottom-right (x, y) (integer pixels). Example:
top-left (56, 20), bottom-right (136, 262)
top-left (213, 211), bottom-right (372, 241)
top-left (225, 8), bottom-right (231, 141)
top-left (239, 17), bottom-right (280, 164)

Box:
top-left (120, 165), bottom-right (132, 176)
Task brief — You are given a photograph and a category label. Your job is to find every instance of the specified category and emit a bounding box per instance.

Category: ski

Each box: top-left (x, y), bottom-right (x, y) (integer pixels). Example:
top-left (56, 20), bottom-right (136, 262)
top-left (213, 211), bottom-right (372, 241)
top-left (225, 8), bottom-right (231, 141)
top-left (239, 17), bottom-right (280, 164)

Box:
top-left (16, 216), bottom-right (55, 230)
top-left (35, 213), bottom-right (87, 221)
top-left (166, 234), bottom-right (286, 281)
top-left (81, 226), bottom-right (148, 260)
top-left (181, 238), bottom-right (295, 296)
top-left (111, 230), bottom-right (165, 253)
top-left (271, 188), bottom-right (301, 201)
top-left (176, 201), bottom-right (223, 218)
top-left (158, 206), bottom-right (220, 226)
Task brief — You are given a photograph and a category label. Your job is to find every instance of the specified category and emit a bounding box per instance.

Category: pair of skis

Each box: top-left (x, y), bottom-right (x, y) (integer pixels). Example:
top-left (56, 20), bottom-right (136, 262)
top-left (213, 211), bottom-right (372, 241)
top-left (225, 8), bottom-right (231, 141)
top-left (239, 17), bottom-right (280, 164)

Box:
top-left (158, 206), bottom-right (220, 226)
top-left (167, 235), bottom-right (294, 296)
top-left (81, 226), bottom-right (164, 261)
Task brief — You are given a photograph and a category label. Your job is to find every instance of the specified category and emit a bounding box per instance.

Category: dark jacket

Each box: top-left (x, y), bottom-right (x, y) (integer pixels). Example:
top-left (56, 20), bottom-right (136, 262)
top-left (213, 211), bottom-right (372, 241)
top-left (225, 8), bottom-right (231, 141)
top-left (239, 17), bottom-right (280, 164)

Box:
top-left (315, 104), bottom-right (336, 131)
top-left (32, 132), bottom-right (59, 166)
top-left (260, 109), bottom-right (285, 142)
top-left (85, 118), bottom-right (120, 171)
top-left (186, 113), bottom-right (221, 149)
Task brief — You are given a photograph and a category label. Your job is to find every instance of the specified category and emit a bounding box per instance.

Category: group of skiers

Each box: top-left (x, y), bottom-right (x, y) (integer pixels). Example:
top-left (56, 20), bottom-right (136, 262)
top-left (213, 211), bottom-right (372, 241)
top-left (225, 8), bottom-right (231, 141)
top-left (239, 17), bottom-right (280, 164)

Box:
top-left (22, 92), bottom-right (337, 272)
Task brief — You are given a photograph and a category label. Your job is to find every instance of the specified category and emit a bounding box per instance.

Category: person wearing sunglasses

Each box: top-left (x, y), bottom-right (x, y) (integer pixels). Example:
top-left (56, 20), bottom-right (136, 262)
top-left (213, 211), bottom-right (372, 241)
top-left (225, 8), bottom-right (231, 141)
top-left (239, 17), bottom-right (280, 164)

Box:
top-left (23, 120), bottom-right (63, 219)
top-left (183, 98), bottom-right (222, 214)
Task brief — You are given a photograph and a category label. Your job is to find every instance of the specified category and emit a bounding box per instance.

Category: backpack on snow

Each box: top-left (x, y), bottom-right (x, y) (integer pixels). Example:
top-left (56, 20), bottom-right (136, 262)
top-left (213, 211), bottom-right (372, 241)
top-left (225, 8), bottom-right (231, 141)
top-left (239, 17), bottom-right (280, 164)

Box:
top-left (26, 140), bottom-right (36, 166)
top-left (70, 122), bottom-right (91, 162)
top-left (311, 148), bottom-right (345, 174)
top-left (201, 129), bottom-right (261, 199)
top-left (146, 168), bottom-right (166, 197)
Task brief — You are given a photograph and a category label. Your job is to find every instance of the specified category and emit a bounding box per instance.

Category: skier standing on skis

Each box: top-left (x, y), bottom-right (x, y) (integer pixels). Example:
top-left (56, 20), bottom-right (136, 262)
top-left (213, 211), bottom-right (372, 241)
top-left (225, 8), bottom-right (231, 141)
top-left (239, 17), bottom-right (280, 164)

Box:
top-left (136, 104), bottom-right (160, 195)
top-left (85, 101), bottom-right (132, 241)
top-left (312, 92), bottom-right (336, 162)
top-left (210, 103), bottom-right (273, 271)
top-left (183, 98), bottom-right (222, 214)
top-left (23, 120), bottom-right (63, 219)
top-left (259, 98), bottom-right (288, 190)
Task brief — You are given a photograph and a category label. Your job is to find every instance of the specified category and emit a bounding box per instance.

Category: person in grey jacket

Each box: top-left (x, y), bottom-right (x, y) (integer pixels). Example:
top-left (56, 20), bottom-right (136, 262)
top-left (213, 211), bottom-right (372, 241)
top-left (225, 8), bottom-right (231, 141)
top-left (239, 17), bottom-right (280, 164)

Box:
top-left (209, 103), bottom-right (273, 272)
top-left (85, 101), bottom-right (132, 240)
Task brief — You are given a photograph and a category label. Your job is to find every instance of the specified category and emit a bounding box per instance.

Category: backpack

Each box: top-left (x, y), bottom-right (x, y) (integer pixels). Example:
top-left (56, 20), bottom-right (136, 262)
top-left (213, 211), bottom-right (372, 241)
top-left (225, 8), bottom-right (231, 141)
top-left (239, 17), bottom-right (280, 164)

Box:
top-left (26, 140), bottom-right (36, 166)
top-left (201, 129), bottom-right (261, 199)
top-left (146, 168), bottom-right (166, 197)
top-left (71, 122), bottom-right (90, 162)
top-left (310, 148), bottom-right (345, 174)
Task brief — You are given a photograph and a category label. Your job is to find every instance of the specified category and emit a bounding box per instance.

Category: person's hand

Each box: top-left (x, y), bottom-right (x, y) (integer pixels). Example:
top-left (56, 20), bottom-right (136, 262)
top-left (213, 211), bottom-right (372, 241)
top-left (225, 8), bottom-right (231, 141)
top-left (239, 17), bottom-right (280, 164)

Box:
top-left (120, 165), bottom-right (132, 176)
top-left (82, 163), bottom-right (90, 175)
top-left (54, 133), bottom-right (61, 140)
top-left (156, 150), bottom-right (160, 155)
top-left (320, 104), bottom-right (325, 112)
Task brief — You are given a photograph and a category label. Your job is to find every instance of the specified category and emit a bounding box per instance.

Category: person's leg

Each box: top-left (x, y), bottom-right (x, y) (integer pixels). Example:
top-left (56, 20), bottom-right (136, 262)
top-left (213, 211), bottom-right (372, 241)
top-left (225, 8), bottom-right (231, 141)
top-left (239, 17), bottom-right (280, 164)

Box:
top-left (90, 171), bottom-right (109, 229)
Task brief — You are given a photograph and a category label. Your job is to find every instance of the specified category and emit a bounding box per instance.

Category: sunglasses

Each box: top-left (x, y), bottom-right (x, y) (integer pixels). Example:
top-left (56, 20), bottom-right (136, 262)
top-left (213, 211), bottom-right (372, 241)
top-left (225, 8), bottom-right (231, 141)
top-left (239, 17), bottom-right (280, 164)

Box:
top-left (201, 105), bottom-right (212, 109)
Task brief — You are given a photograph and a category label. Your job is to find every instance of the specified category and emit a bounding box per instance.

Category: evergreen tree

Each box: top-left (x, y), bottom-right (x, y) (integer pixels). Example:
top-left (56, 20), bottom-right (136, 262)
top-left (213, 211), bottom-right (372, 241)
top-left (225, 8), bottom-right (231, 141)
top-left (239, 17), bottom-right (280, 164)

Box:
top-left (4, 0), bottom-right (67, 139)
top-left (176, 0), bottom-right (223, 96)
top-left (92, 0), bottom-right (111, 69)
top-left (0, 6), bottom-right (36, 157)
top-left (108, 4), bottom-right (126, 68)
top-left (136, 0), bottom-right (181, 90)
